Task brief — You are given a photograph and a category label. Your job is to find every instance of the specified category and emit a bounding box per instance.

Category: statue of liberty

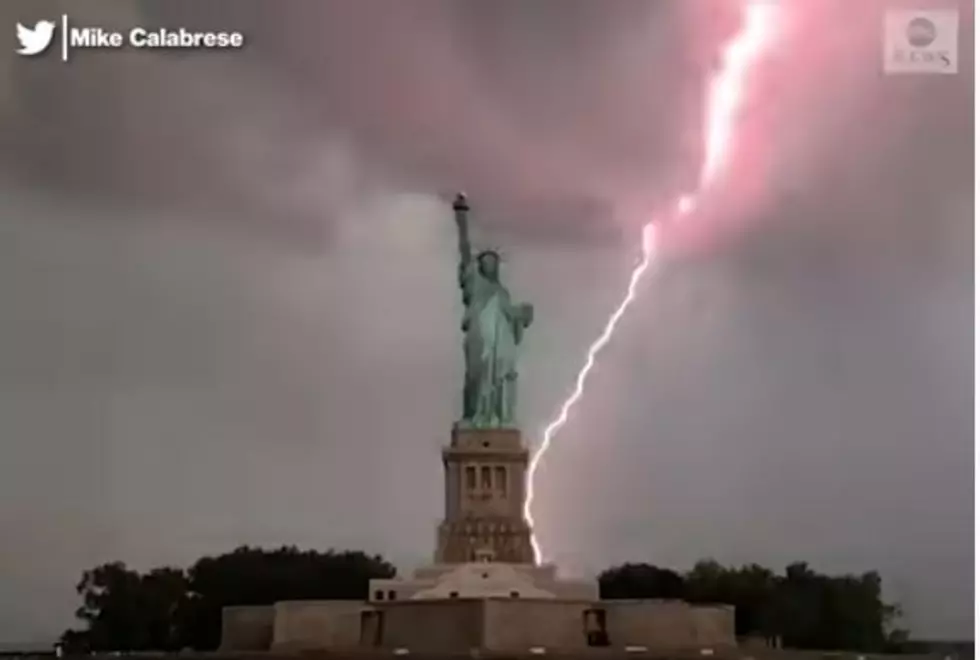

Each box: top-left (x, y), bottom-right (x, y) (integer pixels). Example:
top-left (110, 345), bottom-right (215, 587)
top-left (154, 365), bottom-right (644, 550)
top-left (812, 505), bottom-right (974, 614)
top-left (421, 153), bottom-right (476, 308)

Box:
top-left (452, 193), bottom-right (534, 429)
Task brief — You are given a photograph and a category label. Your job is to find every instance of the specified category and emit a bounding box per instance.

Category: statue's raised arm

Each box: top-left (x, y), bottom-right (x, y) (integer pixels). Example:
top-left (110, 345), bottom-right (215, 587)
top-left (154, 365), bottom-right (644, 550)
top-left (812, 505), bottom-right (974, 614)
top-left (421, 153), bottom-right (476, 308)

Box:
top-left (453, 192), bottom-right (472, 267)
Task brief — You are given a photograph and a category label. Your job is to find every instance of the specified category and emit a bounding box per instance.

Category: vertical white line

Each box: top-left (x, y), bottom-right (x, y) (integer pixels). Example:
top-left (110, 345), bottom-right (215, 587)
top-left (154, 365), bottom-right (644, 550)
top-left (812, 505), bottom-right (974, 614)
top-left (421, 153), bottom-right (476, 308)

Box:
top-left (60, 14), bottom-right (68, 62)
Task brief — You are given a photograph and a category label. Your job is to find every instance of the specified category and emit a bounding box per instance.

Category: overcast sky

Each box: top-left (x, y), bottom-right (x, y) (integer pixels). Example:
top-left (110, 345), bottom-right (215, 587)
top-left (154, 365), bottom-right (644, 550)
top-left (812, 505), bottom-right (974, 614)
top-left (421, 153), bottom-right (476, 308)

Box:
top-left (0, 0), bottom-right (973, 643)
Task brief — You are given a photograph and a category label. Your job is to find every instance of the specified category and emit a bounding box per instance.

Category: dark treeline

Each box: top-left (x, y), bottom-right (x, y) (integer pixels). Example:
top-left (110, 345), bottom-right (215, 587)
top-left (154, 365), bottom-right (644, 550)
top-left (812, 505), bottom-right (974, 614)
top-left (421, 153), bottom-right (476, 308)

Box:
top-left (599, 560), bottom-right (908, 652)
top-left (61, 546), bottom-right (395, 652)
top-left (61, 547), bottom-right (907, 653)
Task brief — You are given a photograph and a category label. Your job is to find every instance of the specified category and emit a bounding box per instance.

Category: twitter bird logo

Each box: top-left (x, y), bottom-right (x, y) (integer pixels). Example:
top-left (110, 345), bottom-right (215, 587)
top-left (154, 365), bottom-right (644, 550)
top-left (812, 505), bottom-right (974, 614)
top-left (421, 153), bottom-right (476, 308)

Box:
top-left (16, 20), bottom-right (56, 56)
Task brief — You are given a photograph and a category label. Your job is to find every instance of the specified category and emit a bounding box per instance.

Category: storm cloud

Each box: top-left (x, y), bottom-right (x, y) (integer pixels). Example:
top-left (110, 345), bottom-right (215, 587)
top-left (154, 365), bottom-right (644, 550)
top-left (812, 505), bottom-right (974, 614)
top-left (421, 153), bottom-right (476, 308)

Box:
top-left (0, 0), bottom-right (972, 643)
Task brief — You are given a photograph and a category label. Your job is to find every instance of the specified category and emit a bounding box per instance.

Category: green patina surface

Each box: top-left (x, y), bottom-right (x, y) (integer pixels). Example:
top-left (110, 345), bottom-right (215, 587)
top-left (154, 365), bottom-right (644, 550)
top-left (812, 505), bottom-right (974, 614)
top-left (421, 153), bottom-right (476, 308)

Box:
top-left (452, 193), bottom-right (534, 430)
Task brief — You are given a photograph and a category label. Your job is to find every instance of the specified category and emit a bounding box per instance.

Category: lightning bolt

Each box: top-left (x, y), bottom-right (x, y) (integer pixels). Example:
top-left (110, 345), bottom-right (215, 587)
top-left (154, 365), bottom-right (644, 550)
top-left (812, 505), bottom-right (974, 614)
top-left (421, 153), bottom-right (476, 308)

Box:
top-left (524, 1), bottom-right (782, 565)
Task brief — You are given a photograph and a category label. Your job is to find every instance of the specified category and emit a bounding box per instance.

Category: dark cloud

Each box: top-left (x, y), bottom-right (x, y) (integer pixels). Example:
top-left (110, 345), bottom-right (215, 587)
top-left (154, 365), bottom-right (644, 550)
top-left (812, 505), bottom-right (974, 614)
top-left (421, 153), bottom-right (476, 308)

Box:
top-left (0, 0), bottom-right (972, 644)
top-left (0, 0), bottom-right (726, 246)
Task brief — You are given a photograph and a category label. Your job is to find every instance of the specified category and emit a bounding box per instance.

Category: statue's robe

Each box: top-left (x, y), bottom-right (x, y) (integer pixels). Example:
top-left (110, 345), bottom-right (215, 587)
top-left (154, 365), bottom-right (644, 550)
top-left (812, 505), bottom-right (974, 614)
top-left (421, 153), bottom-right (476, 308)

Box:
top-left (459, 260), bottom-right (523, 426)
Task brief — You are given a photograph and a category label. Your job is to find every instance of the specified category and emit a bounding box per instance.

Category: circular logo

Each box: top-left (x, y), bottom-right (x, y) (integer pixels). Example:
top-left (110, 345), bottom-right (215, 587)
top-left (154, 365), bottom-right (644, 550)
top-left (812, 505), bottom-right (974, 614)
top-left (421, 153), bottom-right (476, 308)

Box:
top-left (906, 17), bottom-right (937, 48)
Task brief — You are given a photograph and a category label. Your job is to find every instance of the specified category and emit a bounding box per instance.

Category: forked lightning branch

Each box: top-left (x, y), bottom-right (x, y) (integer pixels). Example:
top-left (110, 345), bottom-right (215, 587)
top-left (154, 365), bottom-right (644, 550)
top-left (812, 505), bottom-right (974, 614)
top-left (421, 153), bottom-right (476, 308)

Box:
top-left (15, 14), bottom-right (244, 61)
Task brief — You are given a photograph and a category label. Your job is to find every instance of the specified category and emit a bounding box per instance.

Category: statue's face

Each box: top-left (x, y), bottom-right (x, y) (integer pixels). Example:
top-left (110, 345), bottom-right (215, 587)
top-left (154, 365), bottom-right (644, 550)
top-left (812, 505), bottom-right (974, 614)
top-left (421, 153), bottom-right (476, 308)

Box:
top-left (478, 253), bottom-right (500, 279)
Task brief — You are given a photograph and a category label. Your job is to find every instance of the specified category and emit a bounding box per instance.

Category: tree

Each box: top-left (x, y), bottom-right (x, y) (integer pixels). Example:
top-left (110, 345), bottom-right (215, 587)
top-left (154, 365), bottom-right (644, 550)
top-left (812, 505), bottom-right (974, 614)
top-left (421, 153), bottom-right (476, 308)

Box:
top-left (139, 568), bottom-right (190, 651)
top-left (599, 563), bottom-right (686, 599)
top-left (179, 546), bottom-right (396, 650)
top-left (599, 564), bottom-right (684, 599)
top-left (689, 562), bottom-right (779, 638)
top-left (598, 558), bottom-right (906, 652)
top-left (63, 546), bottom-right (397, 652)
top-left (61, 562), bottom-right (188, 652)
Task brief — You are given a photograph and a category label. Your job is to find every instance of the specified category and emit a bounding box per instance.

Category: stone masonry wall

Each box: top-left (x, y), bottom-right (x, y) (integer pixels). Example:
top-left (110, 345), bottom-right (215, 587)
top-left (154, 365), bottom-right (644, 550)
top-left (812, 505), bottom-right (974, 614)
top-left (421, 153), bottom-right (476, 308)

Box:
top-left (219, 605), bottom-right (274, 651)
top-left (482, 598), bottom-right (593, 651)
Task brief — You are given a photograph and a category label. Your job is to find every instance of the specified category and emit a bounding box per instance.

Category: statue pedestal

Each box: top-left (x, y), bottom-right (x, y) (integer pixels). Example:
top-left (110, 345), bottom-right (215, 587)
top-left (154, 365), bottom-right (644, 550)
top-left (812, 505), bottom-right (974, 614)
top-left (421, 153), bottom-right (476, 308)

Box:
top-left (436, 426), bottom-right (535, 564)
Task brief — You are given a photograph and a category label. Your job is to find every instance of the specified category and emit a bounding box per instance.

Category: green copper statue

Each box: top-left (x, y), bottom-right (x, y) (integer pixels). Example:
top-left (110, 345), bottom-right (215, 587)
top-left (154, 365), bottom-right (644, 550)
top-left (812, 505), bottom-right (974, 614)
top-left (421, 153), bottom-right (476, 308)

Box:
top-left (452, 193), bottom-right (534, 429)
